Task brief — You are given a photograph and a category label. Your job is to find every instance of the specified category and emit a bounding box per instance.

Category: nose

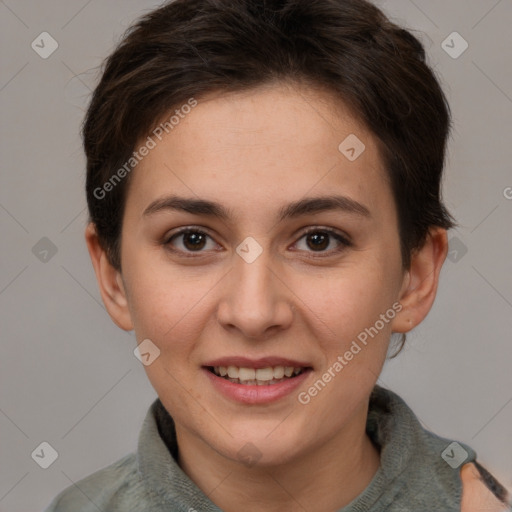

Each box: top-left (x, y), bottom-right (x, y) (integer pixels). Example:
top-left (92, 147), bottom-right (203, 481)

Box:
top-left (216, 244), bottom-right (294, 340)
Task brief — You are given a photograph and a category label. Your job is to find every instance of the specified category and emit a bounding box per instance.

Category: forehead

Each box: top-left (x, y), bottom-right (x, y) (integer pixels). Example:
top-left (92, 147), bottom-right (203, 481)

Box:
top-left (125, 83), bottom-right (393, 223)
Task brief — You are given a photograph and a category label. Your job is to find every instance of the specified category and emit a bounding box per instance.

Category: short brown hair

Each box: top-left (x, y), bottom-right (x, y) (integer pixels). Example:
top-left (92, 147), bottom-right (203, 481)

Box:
top-left (84, 0), bottom-right (455, 272)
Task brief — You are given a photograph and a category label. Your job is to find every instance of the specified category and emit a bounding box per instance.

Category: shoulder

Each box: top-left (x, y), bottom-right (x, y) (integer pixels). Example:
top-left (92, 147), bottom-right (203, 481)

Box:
top-left (460, 462), bottom-right (511, 512)
top-left (43, 453), bottom-right (151, 512)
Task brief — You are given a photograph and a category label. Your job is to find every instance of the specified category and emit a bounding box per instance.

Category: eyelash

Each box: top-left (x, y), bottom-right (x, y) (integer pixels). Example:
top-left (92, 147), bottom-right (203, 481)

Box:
top-left (162, 226), bottom-right (352, 258)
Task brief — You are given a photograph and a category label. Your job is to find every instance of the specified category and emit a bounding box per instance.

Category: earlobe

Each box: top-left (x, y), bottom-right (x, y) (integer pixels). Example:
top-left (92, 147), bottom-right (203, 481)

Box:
top-left (85, 223), bottom-right (134, 331)
top-left (391, 228), bottom-right (448, 334)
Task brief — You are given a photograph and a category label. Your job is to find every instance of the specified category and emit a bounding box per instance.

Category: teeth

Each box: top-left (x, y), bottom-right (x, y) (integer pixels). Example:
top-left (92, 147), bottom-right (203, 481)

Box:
top-left (227, 366), bottom-right (239, 378)
top-left (273, 366), bottom-right (285, 379)
top-left (238, 367), bottom-right (256, 380)
top-left (255, 367), bottom-right (274, 381)
top-left (212, 365), bottom-right (305, 384)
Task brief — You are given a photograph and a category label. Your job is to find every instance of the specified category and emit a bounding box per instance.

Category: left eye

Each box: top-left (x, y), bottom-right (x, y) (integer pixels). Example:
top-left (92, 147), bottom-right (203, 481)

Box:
top-left (165, 229), bottom-right (218, 253)
top-left (164, 228), bottom-right (351, 256)
top-left (294, 229), bottom-right (351, 254)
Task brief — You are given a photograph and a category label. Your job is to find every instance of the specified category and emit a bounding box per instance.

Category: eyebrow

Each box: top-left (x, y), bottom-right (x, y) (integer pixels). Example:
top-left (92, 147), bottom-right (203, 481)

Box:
top-left (142, 194), bottom-right (371, 222)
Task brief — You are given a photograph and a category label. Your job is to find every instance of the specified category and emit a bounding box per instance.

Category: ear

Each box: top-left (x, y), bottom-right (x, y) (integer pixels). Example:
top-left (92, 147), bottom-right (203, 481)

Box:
top-left (391, 227), bottom-right (449, 333)
top-left (85, 223), bottom-right (134, 331)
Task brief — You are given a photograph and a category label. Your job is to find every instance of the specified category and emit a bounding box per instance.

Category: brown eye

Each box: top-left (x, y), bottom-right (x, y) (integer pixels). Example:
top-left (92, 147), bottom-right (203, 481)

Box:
top-left (181, 231), bottom-right (207, 251)
top-left (164, 229), bottom-right (218, 254)
top-left (305, 232), bottom-right (330, 251)
top-left (294, 228), bottom-right (352, 255)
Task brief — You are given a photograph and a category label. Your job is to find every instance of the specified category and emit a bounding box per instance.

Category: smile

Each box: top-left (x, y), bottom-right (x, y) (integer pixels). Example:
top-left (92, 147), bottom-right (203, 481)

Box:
top-left (209, 365), bottom-right (306, 385)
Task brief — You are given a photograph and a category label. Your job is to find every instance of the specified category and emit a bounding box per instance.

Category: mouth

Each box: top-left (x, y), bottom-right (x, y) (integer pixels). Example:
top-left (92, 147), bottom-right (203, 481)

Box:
top-left (203, 357), bottom-right (313, 404)
top-left (206, 365), bottom-right (308, 386)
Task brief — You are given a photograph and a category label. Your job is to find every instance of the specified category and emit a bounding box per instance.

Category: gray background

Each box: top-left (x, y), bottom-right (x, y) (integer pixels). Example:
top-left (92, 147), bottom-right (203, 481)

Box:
top-left (1, 0), bottom-right (511, 510)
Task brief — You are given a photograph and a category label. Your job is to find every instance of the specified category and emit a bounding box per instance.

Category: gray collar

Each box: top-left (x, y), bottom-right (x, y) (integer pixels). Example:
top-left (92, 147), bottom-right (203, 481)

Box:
top-left (136, 385), bottom-right (476, 511)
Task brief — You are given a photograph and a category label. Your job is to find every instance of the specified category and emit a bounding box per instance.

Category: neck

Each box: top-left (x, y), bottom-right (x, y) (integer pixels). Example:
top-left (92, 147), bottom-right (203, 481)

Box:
top-left (175, 401), bottom-right (380, 512)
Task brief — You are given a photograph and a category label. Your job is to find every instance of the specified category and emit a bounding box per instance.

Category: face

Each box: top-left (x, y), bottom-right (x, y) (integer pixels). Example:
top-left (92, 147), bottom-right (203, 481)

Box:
top-left (112, 83), bottom-right (409, 465)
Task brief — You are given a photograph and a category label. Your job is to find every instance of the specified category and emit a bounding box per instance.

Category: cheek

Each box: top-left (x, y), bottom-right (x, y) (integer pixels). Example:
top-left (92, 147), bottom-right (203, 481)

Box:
top-left (293, 260), bottom-right (400, 344)
top-left (124, 265), bottom-right (214, 408)
top-left (294, 268), bottom-right (397, 425)
top-left (123, 257), bottom-right (216, 349)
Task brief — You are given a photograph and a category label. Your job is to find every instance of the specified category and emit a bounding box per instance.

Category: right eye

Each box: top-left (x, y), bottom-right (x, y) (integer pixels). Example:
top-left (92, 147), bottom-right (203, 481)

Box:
top-left (163, 228), bottom-right (221, 256)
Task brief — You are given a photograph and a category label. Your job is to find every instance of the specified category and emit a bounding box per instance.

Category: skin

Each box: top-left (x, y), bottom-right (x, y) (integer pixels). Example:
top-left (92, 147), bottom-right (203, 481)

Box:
top-left (460, 464), bottom-right (510, 511)
top-left (86, 82), bottom-right (449, 512)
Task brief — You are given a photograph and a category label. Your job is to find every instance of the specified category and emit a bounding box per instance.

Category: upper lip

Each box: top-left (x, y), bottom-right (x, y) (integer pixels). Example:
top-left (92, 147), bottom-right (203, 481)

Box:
top-left (203, 357), bottom-right (311, 369)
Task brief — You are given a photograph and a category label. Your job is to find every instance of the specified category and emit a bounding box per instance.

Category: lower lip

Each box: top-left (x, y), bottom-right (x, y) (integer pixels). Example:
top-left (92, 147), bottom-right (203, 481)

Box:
top-left (203, 368), bottom-right (311, 404)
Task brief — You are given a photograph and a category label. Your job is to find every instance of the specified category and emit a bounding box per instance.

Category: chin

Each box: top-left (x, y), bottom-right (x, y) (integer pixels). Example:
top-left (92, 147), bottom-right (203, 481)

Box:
top-left (207, 420), bottom-right (308, 467)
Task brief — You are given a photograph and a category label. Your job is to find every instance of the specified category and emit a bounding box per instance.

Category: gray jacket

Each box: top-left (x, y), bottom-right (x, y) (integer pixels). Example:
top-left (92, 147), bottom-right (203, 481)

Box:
top-left (44, 386), bottom-right (484, 511)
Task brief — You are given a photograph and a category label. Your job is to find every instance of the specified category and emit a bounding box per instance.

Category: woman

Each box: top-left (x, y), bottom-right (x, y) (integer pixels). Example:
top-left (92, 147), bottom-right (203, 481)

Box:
top-left (45, 0), bottom-right (510, 510)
